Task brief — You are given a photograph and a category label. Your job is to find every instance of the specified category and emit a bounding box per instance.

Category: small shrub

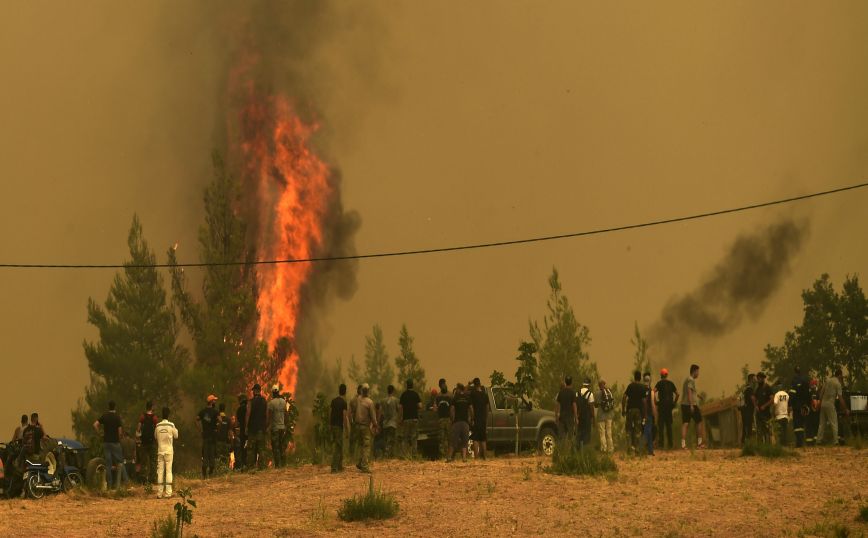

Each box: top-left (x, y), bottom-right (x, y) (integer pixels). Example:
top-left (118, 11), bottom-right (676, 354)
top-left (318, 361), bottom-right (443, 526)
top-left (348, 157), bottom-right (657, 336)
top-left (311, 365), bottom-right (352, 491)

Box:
top-left (337, 476), bottom-right (399, 522)
top-left (741, 441), bottom-right (799, 459)
top-left (546, 442), bottom-right (618, 477)
top-left (149, 515), bottom-right (177, 538)
top-left (521, 467), bottom-right (532, 481)
top-left (858, 504), bottom-right (868, 523)
top-left (797, 521), bottom-right (851, 538)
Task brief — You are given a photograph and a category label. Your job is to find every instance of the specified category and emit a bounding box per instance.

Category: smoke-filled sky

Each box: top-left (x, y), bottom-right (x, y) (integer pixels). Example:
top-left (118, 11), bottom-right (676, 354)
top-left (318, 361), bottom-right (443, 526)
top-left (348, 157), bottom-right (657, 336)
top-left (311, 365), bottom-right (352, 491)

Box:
top-left (1, 2), bottom-right (867, 436)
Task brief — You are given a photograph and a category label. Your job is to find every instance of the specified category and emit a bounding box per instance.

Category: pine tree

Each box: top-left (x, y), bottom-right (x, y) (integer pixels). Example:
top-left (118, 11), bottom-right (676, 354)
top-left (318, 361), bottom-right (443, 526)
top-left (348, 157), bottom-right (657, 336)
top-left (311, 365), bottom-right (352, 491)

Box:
top-left (631, 322), bottom-right (651, 377)
top-left (363, 324), bottom-right (394, 401)
top-left (72, 215), bottom-right (188, 439)
top-left (531, 268), bottom-right (597, 407)
top-left (394, 324), bottom-right (427, 393)
top-left (168, 153), bottom-right (265, 400)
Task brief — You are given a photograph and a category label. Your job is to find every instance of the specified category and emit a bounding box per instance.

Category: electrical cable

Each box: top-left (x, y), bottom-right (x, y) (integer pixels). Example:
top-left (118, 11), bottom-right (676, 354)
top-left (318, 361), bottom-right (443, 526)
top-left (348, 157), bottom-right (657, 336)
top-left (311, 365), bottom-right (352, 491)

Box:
top-left (1, 180), bottom-right (866, 270)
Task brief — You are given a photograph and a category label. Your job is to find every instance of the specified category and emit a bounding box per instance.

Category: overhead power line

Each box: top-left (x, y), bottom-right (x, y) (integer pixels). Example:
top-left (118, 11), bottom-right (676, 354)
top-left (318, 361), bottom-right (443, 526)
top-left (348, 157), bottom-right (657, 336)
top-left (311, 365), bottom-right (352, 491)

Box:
top-left (2, 181), bottom-right (866, 270)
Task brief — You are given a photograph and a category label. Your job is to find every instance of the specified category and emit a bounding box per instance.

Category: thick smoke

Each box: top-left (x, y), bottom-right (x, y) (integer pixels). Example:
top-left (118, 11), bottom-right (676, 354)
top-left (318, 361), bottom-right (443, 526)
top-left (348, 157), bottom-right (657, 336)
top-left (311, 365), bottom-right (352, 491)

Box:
top-left (647, 218), bottom-right (810, 372)
top-left (216, 2), bottom-right (370, 402)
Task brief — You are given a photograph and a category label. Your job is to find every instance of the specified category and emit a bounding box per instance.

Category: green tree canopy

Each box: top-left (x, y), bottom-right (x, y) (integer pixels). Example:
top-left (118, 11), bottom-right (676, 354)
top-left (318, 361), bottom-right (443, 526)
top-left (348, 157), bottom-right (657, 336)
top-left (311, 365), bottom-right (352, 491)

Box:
top-left (168, 153), bottom-right (265, 400)
top-left (531, 268), bottom-right (598, 407)
top-left (349, 324), bottom-right (394, 401)
top-left (762, 273), bottom-right (867, 390)
top-left (631, 322), bottom-right (651, 377)
top-left (394, 324), bottom-right (427, 393)
top-left (72, 215), bottom-right (188, 439)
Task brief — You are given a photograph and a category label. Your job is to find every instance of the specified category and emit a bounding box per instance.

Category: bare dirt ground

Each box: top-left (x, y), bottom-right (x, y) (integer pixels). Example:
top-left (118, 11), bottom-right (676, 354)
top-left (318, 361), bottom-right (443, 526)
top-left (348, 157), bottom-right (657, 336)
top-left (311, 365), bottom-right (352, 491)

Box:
top-left (2, 447), bottom-right (866, 537)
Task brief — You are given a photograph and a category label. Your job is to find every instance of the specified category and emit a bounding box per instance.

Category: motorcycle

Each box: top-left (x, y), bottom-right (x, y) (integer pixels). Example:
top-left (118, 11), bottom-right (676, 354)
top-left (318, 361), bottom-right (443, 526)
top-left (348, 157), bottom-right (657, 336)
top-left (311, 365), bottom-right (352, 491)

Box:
top-left (23, 439), bottom-right (84, 499)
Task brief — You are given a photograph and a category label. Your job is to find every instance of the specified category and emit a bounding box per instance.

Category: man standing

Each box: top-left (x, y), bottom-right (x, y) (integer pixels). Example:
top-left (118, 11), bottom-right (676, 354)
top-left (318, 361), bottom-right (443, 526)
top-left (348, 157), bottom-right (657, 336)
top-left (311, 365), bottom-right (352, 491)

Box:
top-left (448, 383), bottom-right (473, 462)
top-left (137, 401), bottom-right (158, 484)
top-left (11, 414), bottom-right (27, 442)
top-left (196, 395), bottom-right (219, 479)
top-left (155, 407), bottom-right (178, 499)
top-left (680, 364), bottom-right (706, 449)
top-left (788, 367), bottom-right (810, 448)
top-left (772, 385), bottom-right (791, 446)
top-left (246, 384), bottom-right (268, 470)
top-left (623, 371), bottom-right (646, 454)
top-left (93, 401), bottom-right (128, 489)
top-left (215, 403), bottom-right (231, 468)
top-left (381, 385), bottom-right (399, 457)
top-left (434, 380), bottom-right (453, 459)
top-left (267, 385), bottom-right (287, 468)
top-left (349, 385), bottom-right (362, 459)
top-left (234, 394), bottom-right (248, 471)
top-left (330, 384), bottom-right (350, 472)
top-left (754, 372), bottom-right (773, 444)
top-left (740, 374), bottom-right (757, 446)
top-left (555, 376), bottom-right (578, 442)
top-left (654, 368), bottom-right (679, 450)
top-left (399, 380), bottom-right (422, 458)
top-left (354, 384), bottom-right (378, 473)
top-left (21, 413), bottom-right (45, 463)
top-left (805, 379), bottom-right (821, 445)
top-left (643, 372), bottom-right (657, 455)
top-left (469, 378), bottom-right (489, 459)
top-left (578, 379), bottom-right (595, 449)
top-left (816, 369), bottom-right (849, 445)
top-left (595, 380), bottom-right (616, 453)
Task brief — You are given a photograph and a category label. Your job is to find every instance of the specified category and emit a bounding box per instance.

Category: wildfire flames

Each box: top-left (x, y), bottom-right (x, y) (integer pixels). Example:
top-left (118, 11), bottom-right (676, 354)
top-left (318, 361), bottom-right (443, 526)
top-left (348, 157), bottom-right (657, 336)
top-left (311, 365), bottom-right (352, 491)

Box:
top-left (237, 91), bottom-right (332, 396)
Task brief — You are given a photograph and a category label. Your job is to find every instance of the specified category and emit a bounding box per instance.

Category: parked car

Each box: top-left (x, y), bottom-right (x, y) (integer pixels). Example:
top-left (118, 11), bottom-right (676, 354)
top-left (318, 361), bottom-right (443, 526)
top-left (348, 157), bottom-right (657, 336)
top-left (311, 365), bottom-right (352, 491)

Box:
top-left (417, 386), bottom-right (558, 457)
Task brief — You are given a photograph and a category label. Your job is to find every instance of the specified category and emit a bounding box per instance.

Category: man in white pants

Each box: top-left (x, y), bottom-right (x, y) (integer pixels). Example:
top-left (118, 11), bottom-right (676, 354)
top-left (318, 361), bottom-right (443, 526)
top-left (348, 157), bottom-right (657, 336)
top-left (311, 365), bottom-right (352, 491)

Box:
top-left (155, 407), bottom-right (179, 499)
top-left (595, 379), bottom-right (615, 453)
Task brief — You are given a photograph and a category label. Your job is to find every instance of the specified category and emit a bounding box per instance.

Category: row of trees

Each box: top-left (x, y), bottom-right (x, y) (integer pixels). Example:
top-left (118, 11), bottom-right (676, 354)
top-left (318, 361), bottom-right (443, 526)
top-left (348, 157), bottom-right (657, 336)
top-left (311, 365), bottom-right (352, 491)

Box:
top-left (347, 324), bottom-right (427, 401)
top-left (72, 155), bottom-right (272, 439)
top-left (762, 273), bottom-right (867, 390)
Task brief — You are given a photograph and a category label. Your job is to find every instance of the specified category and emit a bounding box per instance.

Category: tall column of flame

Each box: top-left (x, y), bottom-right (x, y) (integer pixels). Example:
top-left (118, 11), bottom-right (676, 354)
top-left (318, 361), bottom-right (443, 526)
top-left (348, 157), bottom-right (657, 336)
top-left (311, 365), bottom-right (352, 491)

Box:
top-left (240, 95), bottom-right (332, 396)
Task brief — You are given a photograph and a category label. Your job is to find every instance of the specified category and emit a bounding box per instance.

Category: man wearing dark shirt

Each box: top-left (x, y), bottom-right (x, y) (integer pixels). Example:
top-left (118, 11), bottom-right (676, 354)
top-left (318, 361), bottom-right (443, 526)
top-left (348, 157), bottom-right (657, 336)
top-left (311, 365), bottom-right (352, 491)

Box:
top-left (93, 401), bottom-right (128, 488)
top-left (434, 380), bottom-right (453, 458)
top-left (234, 394), bottom-right (248, 471)
top-left (330, 384), bottom-right (350, 472)
top-left (740, 374), bottom-right (756, 446)
top-left (197, 395), bottom-right (219, 479)
top-left (789, 366), bottom-right (810, 448)
top-left (448, 383), bottom-right (473, 462)
top-left (754, 372), bottom-right (773, 444)
top-left (245, 384), bottom-right (268, 469)
top-left (622, 371), bottom-right (647, 454)
top-left (469, 378), bottom-right (489, 459)
top-left (555, 376), bottom-right (578, 440)
top-left (137, 401), bottom-right (159, 484)
top-left (399, 379), bottom-right (422, 457)
top-left (654, 368), bottom-right (679, 450)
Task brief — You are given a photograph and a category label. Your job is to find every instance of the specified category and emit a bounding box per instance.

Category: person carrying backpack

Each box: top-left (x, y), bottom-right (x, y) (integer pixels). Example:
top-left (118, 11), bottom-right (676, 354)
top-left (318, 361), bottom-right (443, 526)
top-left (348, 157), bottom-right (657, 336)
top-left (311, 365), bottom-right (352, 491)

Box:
top-left (595, 380), bottom-right (615, 453)
top-left (654, 369), bottom-right (679, 450)
top-left (577, 379), bottom-right (595, 448)
top-left (137, 401), bottom-right (158, 484)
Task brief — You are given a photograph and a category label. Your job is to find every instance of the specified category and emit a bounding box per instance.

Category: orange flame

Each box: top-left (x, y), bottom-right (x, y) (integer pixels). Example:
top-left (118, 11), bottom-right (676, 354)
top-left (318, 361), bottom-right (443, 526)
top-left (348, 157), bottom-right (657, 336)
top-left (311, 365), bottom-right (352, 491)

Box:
top-left (239, 94), bottom-right (332, 397)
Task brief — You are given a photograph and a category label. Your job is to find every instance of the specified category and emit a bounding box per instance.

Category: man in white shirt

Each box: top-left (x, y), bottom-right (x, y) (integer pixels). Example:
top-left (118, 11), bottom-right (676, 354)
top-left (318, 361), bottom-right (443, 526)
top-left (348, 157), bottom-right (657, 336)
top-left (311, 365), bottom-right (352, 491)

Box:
top-left (772, 386), bottom-right (790, 446)
top-left (155, 407), bottom-right (179, 498)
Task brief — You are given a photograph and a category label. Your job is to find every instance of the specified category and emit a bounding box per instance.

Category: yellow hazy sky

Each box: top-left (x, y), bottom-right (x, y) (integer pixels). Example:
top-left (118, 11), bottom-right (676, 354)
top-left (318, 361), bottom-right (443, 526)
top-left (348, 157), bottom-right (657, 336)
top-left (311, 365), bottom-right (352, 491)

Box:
top-left (1, 2), bottom-right (867, 435)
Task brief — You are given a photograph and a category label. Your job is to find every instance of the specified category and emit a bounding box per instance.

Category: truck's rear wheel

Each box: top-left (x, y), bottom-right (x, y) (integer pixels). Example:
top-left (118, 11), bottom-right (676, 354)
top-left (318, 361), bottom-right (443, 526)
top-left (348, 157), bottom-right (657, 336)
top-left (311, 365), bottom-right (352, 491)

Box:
top-left (538, 427), bottom-right (557, 457)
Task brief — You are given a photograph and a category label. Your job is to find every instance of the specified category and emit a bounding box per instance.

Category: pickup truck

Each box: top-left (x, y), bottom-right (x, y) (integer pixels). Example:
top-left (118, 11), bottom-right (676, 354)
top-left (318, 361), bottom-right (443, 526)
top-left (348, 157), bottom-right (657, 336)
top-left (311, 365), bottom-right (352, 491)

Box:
top-left (417, 386), bottom-right (558, 458)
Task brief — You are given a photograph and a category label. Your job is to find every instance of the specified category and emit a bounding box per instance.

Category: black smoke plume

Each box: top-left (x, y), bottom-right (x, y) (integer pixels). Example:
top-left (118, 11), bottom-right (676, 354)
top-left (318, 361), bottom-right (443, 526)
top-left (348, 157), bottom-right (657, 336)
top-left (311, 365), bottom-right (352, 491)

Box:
top-left (648, 218), bottom-right (809, 372)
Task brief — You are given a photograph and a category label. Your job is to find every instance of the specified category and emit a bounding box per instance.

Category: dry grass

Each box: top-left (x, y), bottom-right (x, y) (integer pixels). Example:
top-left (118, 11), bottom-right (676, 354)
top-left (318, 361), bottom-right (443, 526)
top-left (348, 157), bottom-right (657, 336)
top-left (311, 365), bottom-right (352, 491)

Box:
top-left (0, 447), bottom-right (866, 537)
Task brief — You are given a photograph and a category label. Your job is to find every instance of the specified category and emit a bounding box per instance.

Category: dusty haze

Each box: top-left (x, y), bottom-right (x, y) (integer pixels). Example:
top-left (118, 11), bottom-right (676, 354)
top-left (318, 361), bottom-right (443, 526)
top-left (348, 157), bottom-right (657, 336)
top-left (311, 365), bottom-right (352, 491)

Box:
top-left (1, 2), bottom-right (867, 436)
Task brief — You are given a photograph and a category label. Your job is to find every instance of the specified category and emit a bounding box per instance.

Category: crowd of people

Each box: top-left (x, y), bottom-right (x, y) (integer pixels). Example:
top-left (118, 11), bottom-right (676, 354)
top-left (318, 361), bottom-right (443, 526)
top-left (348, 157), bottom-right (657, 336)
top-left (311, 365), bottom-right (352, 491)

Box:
top-left (740, 367), bottom-right (851, 448)
top-left (328, 377), bottom-right (491, 473)
top-left (9, 364), bottom-right (857, 498)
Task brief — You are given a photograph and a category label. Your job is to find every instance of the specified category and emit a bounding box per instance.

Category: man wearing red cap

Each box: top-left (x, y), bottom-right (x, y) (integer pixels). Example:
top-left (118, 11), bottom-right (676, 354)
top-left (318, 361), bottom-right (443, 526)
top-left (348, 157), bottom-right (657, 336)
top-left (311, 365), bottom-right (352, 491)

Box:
top-left (197, 394), bottom-right (219, 479)
top-left (654, 368), bottom-right (679, 450)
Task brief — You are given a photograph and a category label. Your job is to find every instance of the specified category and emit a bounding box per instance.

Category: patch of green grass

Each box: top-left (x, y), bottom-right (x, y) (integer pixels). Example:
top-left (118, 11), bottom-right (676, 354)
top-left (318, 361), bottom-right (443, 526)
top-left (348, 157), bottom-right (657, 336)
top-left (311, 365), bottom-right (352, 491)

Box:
top-left (741, 441), bottom-right (799, 459)
top-left (521, 466), bottom-right (532, 481)
top-left (857, 504), bottom-right (868, 523)
top-left (545, 442), bottom-right (618, 478)
top-left (797, 521), bottom-right (852, 538)
top-left (149, 515), bottom-right (177, 538)
top-left (337, 476), bottom-right (399, 522)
